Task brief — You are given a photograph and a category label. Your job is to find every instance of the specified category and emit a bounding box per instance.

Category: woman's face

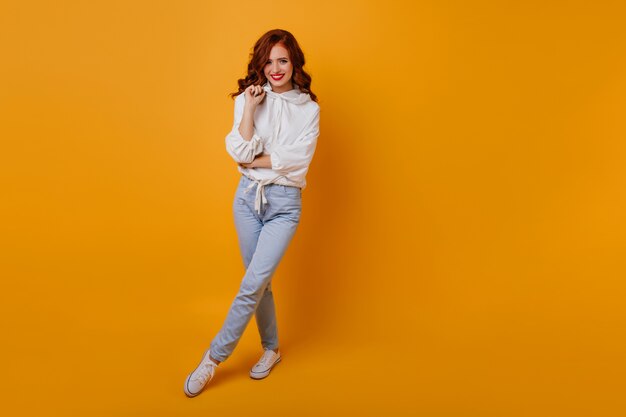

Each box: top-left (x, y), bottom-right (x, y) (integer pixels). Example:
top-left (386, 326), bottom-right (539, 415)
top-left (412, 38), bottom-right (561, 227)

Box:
top-left (264, 43), bottom-right (294, 93)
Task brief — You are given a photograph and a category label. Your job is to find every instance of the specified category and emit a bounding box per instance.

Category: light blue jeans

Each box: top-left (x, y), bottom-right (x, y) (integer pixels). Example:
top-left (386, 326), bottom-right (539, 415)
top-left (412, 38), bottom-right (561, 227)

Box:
top-left (209, 174), bottom-right (302, 362)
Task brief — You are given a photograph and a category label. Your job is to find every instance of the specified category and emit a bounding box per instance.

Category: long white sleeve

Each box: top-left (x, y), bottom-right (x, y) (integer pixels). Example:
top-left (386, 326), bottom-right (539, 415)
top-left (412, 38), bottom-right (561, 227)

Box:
top-left (270, 106), bottom-right (320, 175)
top-left (225, 95), bottom-right (264, 163)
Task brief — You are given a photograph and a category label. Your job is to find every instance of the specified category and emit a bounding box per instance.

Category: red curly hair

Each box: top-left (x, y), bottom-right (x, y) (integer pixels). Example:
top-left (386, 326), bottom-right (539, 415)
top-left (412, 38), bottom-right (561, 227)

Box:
top-left (229, 29), bottom-right (318, 103)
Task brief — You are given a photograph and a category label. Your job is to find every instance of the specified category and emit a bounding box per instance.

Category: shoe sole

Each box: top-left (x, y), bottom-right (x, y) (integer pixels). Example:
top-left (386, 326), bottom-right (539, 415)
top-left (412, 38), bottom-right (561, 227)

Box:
top-left (249, 356), bottom-right (281, 380)
top-left (184, 348), bottom-right (212, 397)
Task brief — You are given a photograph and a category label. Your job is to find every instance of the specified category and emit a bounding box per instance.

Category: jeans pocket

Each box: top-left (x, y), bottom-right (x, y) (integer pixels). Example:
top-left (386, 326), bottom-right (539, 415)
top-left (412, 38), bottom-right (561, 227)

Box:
top-left (282, 185), bottom-right (301, 199)
top-left (235, 183), bottom-right (248, 205)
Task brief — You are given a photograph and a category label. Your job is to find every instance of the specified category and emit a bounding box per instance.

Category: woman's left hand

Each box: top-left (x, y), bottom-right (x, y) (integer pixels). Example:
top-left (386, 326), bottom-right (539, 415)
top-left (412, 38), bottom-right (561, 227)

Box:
top-left (238, 161), bottom-right (255, 169)
top-left (238, 154), bottom-right (272, 169)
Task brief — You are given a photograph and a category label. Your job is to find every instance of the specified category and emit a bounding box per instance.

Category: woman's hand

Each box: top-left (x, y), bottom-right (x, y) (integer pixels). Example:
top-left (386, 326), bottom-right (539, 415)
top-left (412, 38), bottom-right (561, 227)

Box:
top-left (244, 84), bottom-right (266, 109)
top-left (238, 154), bottom-right (272, 169)
top-left (238, 160), bottom-right (255, 169)
top-left (238, 85), bottom-right (265, 141)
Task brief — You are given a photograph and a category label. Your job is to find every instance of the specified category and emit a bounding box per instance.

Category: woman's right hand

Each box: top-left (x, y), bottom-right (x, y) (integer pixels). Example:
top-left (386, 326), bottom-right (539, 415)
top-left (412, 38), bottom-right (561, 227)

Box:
top-left (244, 84), bottom-right (266, 109)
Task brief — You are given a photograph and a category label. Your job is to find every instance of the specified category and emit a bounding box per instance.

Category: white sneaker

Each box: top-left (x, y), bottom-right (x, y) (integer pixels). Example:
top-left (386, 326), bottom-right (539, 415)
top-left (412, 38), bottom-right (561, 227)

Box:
top-left (184, 348), bottom-right (219, 397)
top-left (249, 349), bottom-right (281, 380)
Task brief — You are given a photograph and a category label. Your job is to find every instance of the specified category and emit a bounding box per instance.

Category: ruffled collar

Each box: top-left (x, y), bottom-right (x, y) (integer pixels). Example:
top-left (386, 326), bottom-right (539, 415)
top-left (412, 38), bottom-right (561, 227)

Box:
top-left (262, 81), bottom-right (311, 104)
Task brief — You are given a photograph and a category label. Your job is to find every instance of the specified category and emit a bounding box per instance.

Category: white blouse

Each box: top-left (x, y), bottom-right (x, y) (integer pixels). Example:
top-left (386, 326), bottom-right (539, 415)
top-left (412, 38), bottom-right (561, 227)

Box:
top-left (225, 81), bottom-right (320, 213)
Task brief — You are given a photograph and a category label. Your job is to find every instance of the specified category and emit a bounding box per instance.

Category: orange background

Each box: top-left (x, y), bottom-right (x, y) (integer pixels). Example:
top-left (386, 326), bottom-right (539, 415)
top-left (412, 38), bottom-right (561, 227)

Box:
top-left (2, 1), bottom-right (626, 416)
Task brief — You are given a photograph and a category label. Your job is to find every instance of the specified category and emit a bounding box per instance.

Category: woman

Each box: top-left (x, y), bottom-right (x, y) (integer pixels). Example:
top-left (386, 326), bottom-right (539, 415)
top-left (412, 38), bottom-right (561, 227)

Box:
top-left (184, 29), bottom-right (320, 397)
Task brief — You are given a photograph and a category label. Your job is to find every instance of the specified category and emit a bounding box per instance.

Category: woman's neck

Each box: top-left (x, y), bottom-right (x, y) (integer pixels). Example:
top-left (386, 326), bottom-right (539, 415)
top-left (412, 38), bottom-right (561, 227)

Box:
top-left (271, 82), bottom-right (294, 94)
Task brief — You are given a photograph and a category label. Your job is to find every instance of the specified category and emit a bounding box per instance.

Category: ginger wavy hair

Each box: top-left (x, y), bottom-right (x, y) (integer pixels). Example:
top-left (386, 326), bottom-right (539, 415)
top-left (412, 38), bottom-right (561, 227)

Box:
top-left (229, 29), bottom-right (318, 103)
